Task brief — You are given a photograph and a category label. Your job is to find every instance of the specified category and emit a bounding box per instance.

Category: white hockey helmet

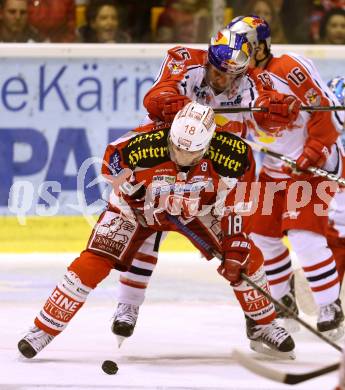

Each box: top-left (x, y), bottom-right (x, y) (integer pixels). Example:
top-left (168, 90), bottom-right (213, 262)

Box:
top-left (170, 102), bottom-right (216, 152)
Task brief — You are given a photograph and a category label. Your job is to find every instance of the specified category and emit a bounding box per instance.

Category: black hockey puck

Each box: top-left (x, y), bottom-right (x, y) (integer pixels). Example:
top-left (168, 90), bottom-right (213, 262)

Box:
top-left (102, 360), bottom-right (118, 375)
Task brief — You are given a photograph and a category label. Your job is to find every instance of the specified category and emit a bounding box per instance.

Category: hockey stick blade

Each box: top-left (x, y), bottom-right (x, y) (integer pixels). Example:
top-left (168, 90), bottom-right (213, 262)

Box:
top-left (232, 349), bottom-right (339, 385)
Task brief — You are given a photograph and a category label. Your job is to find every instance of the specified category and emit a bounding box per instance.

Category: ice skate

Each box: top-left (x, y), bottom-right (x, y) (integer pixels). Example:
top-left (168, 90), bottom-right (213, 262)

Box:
top-left (18, 326), bottom-right (54, 359)
top-left (275, 275), bottom-right (300, 332)
top-left (317, 298), bottom-right (345, 341)
top-left (246, 317), bottom-right (295, 360)
top-left (111, 303), bottom-right (139, 347)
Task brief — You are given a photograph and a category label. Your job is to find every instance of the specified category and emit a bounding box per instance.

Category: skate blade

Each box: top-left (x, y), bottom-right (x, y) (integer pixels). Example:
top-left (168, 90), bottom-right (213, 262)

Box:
top-left (249, 340), bottom-right (296, 360)
top-left (321, 326), bottom-right (345, 342)
top-left (116, 335), bottom-right (126, 348)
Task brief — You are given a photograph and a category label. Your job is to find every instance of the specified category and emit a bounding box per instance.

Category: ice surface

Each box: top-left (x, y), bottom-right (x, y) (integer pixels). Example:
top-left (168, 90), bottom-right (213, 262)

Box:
top-left (0, 252), bottom-right (342, 389)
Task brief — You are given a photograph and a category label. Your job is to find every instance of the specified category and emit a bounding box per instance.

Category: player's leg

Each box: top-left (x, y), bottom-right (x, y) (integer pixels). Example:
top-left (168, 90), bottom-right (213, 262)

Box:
top-left (232, 243), bottom-right (295, 359)
top-left (250, 233), bottom-right (298, 324)
top-left (18, 251), bottom-right (114, 358)
top-left (288, 229), bottom-right (344, 338)
top-left (18, 210), bottom-right (148, 358)
top-left (283, 177), bottom-right (344, 339)
top-left (328, 189), bottom-right (345, 284)
top-left (328, 234), bottom-right (345, 285)
top-left (249, 173), bottom-right (298, 323)
top-left (194, 214), bottom-right (295, 359)
top-left (111, 231), bottom-right (167, 341)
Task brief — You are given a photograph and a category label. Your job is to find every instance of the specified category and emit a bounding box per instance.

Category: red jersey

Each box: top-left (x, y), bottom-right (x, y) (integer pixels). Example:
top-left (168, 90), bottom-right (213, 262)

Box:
top-left (144, 46), bottom-right (270, 137)
top-left (102, 122), bottom-right (256, 242)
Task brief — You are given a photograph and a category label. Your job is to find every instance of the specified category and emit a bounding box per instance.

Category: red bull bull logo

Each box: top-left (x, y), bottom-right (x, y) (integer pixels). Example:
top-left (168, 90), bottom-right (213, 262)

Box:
top-left (243, 16), bottom-right (266, 27)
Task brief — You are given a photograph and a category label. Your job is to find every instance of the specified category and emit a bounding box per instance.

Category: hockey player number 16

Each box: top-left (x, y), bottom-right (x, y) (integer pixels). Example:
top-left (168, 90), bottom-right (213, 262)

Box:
top-left (287, 67), bottom-right (307, 87)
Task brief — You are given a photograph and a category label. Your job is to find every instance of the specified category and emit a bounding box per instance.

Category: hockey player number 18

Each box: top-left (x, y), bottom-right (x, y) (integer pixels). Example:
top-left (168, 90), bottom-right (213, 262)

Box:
top-left (228, 214), bottom-right (243, 235)
top-left (185, 125), bottom-right (196, 135)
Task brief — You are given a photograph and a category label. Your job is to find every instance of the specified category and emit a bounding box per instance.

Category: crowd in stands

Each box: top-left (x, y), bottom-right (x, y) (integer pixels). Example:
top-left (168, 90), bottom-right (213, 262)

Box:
top-left (0, 0), bottom-right (344, 44)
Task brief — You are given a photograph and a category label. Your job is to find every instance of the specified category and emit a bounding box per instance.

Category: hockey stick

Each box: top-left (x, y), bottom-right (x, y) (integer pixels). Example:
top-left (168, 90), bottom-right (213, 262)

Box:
top-left (232, 349), bottom-right (339, 385)
top-left (166, 214), bottom-right (343, 353)
top-left (213, 105), bottom-right (345, 114)
top-left (244, 138), bottom-right (345, 186)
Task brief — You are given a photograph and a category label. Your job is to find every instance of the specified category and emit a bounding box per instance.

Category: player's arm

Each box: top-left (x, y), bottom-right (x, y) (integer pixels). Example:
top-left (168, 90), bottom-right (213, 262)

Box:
top-left (278, 54), bottom-right (342, 141)
top-left (248, 68), bottom-right (301, 131)
top-left (276, 55), bottom-right (343, 170)
top-left (143, 47), bottom-right (204, 122)
top-left (216, 141), bottom-right (256, 285)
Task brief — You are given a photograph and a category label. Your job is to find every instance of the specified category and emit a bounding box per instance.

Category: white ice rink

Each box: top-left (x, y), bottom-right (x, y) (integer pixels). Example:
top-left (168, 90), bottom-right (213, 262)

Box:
top-left (0, 252), bottom-right (342, 390)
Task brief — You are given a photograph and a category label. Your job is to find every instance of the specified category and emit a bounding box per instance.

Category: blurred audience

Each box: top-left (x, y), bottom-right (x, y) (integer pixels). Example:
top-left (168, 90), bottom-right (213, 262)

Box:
top-left (309, 0), bottom-right (345, 42)
top-left (0, 0), bottom-right (42, 42)
top-left (78, 0), bottom-right (131, 43)
top-left (319, 7), bottom-right (345, 43)
top-left (155, 0), bottom-right (211, 43)
top-left (125, 1), bottom-right (163, 43)
top-left (280, 0), bottom-right (311, 43)
top-left (28, 0), bottom-right (76, 42)
top-left (234, 0), bottom-right (288, 43)
top-left (1, 0), bottom-right (345, 44)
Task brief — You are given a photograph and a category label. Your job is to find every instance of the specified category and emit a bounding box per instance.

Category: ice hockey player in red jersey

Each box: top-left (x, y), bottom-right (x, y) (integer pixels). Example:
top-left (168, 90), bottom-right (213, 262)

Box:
top-left (110, 29), bottom-right (300, 344)
top-left (17, 102), bottom-right (296, 360)
top-left (227, 15), bottom-right (345, 338)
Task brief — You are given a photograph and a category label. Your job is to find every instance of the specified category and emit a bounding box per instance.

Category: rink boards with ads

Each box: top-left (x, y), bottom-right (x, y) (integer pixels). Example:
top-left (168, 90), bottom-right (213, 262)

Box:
top-left (0, 44), bottom-right (343, 252)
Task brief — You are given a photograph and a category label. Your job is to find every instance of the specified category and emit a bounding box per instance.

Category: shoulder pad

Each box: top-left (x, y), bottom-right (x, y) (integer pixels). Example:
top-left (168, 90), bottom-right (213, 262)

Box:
top-left (122, 129), bottom-right (170, 169)
top-left (206, 132), bottom-right (250, 177)
top-left (167, 46), bottom-right (205, 64)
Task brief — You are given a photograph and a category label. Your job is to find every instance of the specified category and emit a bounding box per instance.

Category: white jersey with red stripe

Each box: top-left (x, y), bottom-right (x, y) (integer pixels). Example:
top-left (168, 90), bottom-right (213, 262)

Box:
top-left (144, 46), bottom-right (267, 136)
top-left (249, 52), bottom-right (344, 179)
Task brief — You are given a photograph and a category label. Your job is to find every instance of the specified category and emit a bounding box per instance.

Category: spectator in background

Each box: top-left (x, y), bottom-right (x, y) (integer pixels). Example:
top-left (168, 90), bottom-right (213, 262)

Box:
top-left (125, 0), bottom-right (164, 43)
top-left (0, 0), bottom-right (42, 42)
top-left (319, 8), bottom-right (345, 43)
top-left (309, 0), bottom-right (345, 42)
top-left (28, 0), bottom-right (76, 42)
top-left (78, 0), bottom-right (131, 43)
top-left (280, 0), bottom-right (311, 43)
top-left (155, 0), bottom-right (210, 43)
top-left (235, 0), bottom-right (288, 43)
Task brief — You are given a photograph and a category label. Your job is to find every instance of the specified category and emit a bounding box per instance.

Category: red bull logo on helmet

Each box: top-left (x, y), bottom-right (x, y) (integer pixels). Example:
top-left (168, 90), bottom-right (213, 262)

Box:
top-left (242, 16), bottom-right (266, 27)
top-left (213, 31), bottom-right (230, 46)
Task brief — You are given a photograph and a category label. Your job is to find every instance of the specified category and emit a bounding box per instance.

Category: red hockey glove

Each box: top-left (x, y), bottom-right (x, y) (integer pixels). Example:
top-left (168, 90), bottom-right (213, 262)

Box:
top-left (217, 234), bottom-right (251, 285)
top-left (147, 93), bottom-right (191, 123)
top-left (283, 138), bottom-right (330, 179)
top-left (296, 138), bottom-right (330, 171)
top-left (253, 92), bottom-right (301, 131)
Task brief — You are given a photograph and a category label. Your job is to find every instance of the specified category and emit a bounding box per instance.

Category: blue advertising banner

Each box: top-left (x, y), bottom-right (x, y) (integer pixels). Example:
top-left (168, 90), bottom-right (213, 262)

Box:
top-left (0, 56), bottom-right (162, 216)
